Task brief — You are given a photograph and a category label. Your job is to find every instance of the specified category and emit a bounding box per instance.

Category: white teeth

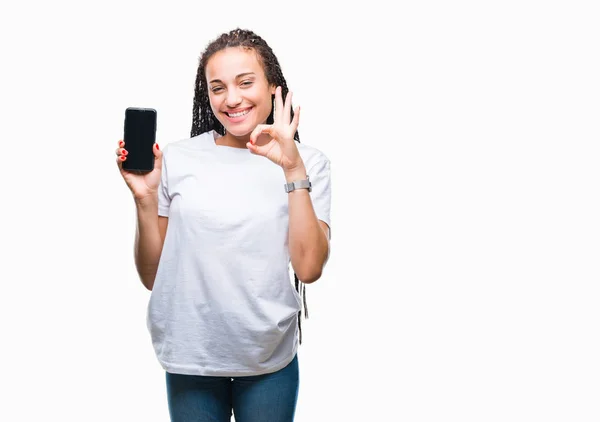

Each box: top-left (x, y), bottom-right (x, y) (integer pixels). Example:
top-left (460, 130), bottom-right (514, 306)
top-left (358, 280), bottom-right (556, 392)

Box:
top-left (228, 109), bottom-right (250, 118)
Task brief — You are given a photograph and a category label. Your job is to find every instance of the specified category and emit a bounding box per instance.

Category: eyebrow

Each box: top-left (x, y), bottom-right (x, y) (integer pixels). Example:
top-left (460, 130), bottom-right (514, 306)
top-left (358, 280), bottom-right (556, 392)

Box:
top-left (209, 72), bottom-right (256, 84)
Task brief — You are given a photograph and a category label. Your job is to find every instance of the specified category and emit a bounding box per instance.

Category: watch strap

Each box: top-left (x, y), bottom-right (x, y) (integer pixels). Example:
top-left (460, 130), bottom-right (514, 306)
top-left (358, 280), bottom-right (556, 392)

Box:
top-left (284, 177), bottom-right (312, 193)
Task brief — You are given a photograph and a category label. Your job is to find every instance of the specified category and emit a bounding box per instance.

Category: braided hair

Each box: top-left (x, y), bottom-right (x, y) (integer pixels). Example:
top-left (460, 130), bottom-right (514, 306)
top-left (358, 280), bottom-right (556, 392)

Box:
top-left (190, 28), bottom-right (308, 344)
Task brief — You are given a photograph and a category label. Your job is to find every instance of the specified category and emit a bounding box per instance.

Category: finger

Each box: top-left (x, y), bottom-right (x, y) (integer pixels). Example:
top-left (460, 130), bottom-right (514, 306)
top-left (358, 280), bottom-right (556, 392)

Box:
top-left (246, 140), bottom-right (270, 157)
top-left (115, 140), bottom-right (125, 156)
top-left (116, 154), bottom-right (127, 166)
top-left (115, 147), bottom-right (128, 156)
top-left (246, 141), bottom-right (261, 155)
top-left (250, 124), bottom-right (273, 144)
top-left (275, 86), bottom-right (284, 124)
top-left (283, 90), bottom-right (293, 125)
top-left (291, 106), bottom-right (300, 132)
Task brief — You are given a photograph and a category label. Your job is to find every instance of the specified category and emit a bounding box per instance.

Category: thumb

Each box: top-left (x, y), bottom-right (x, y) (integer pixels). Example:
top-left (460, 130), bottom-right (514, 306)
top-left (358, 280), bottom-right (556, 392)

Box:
top-left (153, 143), bottom-right (163, 170)
top-left (246, 141), bottom-right (266, 156)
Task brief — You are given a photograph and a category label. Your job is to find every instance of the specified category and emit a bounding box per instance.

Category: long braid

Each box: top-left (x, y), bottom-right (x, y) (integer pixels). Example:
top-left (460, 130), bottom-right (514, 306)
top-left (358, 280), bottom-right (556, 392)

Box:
top-left (190, 28), bottom-right (308, 344)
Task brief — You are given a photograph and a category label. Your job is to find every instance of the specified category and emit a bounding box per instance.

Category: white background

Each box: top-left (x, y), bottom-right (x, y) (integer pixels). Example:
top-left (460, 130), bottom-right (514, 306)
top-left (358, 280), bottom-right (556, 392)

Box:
top-left (0, 0), bottom-right (599, 421)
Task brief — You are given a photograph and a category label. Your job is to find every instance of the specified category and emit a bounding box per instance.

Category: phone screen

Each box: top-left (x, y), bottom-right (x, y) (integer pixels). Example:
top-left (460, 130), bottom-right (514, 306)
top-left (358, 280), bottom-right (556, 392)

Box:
top-left (123, 107), bottom-right (156, 172)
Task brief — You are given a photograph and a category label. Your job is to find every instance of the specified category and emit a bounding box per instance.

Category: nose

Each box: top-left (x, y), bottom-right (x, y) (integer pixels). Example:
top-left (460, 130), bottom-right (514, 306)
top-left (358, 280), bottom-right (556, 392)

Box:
top-left (225, 88), bottom-right (242, 108)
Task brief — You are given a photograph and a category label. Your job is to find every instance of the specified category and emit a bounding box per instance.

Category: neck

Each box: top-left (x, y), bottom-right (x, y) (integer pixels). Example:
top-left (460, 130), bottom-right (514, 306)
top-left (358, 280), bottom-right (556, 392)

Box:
top-left (216, 131), bottom-right (250, 149)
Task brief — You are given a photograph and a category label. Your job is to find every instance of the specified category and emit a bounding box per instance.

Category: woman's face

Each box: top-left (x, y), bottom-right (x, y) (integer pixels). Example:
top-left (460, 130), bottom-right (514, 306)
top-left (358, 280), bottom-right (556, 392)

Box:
top-left (205, 47), bottom-right (276, 137)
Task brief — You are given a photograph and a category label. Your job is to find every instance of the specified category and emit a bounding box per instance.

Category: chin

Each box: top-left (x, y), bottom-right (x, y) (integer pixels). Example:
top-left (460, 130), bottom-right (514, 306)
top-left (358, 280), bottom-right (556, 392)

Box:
top-left (224, 125), bottom-right (253, 138)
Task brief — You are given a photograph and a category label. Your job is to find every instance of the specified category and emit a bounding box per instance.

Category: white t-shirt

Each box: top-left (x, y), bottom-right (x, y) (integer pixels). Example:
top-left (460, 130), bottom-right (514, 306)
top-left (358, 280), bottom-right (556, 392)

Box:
top-left (146, 130), bottom-right (331, 377)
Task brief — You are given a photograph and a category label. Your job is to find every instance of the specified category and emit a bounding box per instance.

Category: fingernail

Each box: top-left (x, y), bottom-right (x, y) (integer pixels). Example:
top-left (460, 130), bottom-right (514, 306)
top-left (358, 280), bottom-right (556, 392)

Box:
top-left (119, 140), bottom-right (124, 147)
top-left (122, 149), bottom-right (128, 155)
top-left (156, 144), bottom-right (159, 150)
top-left (120, 156), bottom-right (126, 161)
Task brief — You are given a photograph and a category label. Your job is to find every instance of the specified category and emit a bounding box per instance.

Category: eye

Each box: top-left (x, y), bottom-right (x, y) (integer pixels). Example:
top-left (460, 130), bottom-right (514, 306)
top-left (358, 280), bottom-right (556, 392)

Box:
top-left (241, 80), bottom-right (253, 87)
top-left (211, 86), bottom-right (223, 93)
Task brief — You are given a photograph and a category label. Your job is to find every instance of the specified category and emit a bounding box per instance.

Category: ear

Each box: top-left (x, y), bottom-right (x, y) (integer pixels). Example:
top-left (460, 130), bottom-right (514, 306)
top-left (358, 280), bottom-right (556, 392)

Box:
top-left (270, 84), bottom-right (277, 95)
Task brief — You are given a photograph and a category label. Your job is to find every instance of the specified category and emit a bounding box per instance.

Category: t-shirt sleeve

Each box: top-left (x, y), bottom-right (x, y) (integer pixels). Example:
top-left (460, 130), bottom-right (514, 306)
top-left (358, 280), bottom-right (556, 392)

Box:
top-left (157, 148), bottom-right (170, 217)
top-left (308, 158), bottom-right (332, 239)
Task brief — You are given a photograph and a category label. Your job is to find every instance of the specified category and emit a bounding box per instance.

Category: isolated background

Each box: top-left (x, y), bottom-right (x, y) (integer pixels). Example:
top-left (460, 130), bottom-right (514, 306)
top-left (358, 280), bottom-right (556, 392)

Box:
top-left (0, 1), bottom-right (598, 421)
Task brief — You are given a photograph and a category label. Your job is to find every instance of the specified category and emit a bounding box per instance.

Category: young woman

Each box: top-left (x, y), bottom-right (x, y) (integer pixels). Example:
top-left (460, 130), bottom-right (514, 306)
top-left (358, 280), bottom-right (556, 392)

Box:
top-left (115, 28), bottom-right (331, 421)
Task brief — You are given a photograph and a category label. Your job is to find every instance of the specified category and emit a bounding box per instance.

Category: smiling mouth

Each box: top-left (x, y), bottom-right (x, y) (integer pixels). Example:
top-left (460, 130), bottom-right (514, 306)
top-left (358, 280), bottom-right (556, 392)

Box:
top-left (224, 107), bottom-right (252, 118)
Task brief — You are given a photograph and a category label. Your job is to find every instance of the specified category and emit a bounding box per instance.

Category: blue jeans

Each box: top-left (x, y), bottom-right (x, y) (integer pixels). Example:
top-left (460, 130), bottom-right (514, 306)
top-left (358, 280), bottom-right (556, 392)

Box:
top-left (165, 354), bottom-right (299, 422)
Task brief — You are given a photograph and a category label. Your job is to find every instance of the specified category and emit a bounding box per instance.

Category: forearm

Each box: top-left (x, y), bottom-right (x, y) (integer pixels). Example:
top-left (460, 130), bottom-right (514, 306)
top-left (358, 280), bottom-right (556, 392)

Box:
top-left (285, 165), bottom-right (329, 283)
top-left (133, 195), bottom-right (163, 290)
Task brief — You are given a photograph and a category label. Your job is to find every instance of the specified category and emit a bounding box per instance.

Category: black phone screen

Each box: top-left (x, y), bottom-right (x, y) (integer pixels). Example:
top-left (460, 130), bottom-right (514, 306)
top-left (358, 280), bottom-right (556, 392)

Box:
top-left (122, 107), bottom-right (156, 172)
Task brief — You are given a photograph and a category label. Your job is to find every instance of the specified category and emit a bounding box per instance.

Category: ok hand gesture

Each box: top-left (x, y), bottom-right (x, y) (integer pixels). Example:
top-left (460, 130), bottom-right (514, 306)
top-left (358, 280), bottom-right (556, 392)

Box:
top-left (246, 86), bottom-right (302, 172)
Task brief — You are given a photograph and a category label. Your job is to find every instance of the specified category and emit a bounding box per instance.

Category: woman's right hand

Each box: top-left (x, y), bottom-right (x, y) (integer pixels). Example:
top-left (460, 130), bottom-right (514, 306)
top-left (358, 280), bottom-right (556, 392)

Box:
top-left (115, 140), bottom-right (162, 201)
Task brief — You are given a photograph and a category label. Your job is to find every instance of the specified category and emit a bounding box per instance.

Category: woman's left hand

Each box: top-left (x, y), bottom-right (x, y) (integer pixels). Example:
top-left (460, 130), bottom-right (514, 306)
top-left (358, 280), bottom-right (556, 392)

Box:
top-left (247, 86), bottom-right (303, 171)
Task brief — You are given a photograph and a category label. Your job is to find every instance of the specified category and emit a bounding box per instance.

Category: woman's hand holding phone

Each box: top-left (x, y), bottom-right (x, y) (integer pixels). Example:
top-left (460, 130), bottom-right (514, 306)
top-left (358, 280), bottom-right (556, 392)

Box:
top-left (116, 140), bottom-right (162, 201)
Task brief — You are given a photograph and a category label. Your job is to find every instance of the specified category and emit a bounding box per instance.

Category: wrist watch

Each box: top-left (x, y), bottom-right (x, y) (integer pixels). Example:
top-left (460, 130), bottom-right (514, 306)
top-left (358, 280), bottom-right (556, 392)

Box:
top-left (284, 175), bottom-right (311, 193)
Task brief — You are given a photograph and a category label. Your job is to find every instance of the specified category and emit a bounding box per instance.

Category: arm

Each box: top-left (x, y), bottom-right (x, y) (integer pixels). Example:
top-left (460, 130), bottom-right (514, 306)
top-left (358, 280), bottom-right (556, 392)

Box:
top-left (245, 87), bottom-right (331, 283)
top-left (286, 164), bottom-right (330, 284)
top-left (133, 196), bottom-right (168, 291)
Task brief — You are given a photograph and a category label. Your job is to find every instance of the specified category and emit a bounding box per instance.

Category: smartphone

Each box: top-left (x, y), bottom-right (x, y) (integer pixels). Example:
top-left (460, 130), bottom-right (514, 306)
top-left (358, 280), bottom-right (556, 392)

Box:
top-left (122, 107), bottom-right (157, 172)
